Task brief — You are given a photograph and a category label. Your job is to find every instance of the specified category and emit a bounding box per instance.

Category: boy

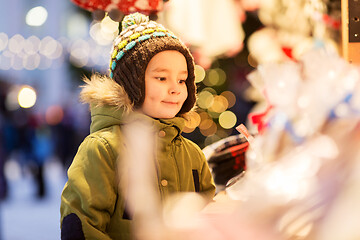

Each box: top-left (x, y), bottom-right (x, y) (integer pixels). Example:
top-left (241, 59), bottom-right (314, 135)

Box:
top-left (60, 12), bottom-right (216, 240)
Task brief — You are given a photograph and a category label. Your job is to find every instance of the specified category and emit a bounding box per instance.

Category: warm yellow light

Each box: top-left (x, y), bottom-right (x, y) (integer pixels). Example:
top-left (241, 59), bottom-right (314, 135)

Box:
top-left (26, 6), bottom-right (48, 27)
top-left (221, 91), bottom-right (236, 108)
top-left (204, 68), bottom-right (226, 86)
top-left (197, 90), bottom-right (214, 109)
top-left (194, 65), bottom-right (206, 83)
top-left (18, 86), bottom-right (36, 108)
top-left (183, 112), bottom-right (201, 133)
top-left (199, 111), bottom-right (211, 121)
top-left (207, 111), bottom-right (220, 119)
top-left (209, 95), bottom-right (229, 113)
top-left (219, 111), bottom-right (237, 129)
top-left (199, 119), bottom-right (213, 130)
top-left (199, 120), bottom-right (217, 136)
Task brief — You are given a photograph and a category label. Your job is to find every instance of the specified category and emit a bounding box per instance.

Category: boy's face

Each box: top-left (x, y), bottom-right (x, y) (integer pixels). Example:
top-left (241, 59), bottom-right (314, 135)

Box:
top-left (141, 50), bottom-right (188, 119)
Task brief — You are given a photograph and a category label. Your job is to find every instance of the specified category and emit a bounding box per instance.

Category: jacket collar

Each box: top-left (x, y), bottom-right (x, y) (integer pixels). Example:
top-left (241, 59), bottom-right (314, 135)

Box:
top-left (89, 103), bottom-right (185, 138)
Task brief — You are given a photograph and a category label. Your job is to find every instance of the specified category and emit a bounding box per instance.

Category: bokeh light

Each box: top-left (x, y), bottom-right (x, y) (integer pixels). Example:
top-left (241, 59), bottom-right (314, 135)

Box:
top-left (194, 65), bottom-right (206, 83)
top-left (46, 105), bottom-right (64, 125)
top-left (198, 111), bottom-right (213, 135)
top-left (23, 53), bottom-right (41, 70)
top-left (39, 36), bottom-right (63, 59)
top-left (0, 50), bottom-right (12, 70)
top-left (8, 34), bottom-right (24, 54)
top-left (90, 16), bottom-right (118, 46)
top-left (199, 118), bottom-right (217, 136)
top-left (26, 6), bottom-right (48, 27)
top-left (5, 86), bottom-right (20, 111)
top-left (207, 110), bottom-right (221, 119)
top-left (24, 35), bottom-right (41, 55)
top-left (199, 111), bottom-right (211, 121)
top-left (197, 90), bottom-right (214, 109)
top-left (4, 160), bottom-right (22, 181)
top-left (221, 90), bottom-right (237, 108)
top-left (0, 32), bottom-right (9, 51)
top-left (70, 39), bottom-right (90, 67)
top-left (209, 95), bottom-right (229, 113)
top-left (219, 110), bottom-right (237, 129)
top-left (183, 111), bottom-right (201, 133)
top-left (18, 85), bottom-right (37, 108)
top-left (100, 16), bottom-right (118, 36)
top-left (0, 34), bottom-right (67, 70)
top-left (203, 68), bottom-right (226, 86)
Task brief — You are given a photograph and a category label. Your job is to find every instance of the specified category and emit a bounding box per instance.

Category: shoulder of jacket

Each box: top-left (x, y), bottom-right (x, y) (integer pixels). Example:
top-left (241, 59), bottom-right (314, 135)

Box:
top-left (83, 126), bottom-right (123, 156)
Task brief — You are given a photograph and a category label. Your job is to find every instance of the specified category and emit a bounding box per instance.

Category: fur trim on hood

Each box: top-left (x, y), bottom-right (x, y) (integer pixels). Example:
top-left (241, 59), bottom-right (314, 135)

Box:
top-left (79, 73), bottom-right (133, 113)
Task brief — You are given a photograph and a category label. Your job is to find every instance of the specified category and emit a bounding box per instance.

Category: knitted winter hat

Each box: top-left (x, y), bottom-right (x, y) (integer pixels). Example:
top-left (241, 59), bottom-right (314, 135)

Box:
top-left (109, 12), bottom-right (196, 115)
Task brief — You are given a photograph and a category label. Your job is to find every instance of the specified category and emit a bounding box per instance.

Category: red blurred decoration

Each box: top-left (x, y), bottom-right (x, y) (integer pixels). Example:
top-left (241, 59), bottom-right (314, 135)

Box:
top-left (71, 0), bottom-right (163, 15)
top-left (248, 104), bottom-right (272, 134)
top-left (322, 14), bottom-right (341, 30)
top-left (281, 46), bottom-right (293, 59)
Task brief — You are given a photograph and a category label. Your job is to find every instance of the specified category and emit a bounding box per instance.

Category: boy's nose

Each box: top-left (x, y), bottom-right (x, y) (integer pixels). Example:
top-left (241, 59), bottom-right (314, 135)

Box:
top-left (168, 81), bottom-right (180, 95)
top-left (169, 88), bottom-right (180, 95)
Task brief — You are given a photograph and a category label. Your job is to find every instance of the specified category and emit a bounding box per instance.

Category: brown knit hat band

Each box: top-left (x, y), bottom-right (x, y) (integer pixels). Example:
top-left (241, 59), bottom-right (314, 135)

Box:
top-left (109, 13), bottom-right (196, 114)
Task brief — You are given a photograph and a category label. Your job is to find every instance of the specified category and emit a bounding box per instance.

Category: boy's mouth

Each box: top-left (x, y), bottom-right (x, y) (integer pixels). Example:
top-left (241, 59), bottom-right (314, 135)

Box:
top-left (162, 101), bottom-right (178, 105)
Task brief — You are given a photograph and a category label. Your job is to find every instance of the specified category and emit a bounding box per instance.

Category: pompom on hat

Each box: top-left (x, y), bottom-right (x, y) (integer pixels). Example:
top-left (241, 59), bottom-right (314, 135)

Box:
top-left (109, 12), bottom-right (196, 115)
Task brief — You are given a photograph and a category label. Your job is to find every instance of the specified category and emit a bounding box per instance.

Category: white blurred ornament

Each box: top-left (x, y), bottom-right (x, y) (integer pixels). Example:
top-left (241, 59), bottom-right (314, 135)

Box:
top-left (248, 0), bottom-right (339, 65)
top-left (161, 0), bottom-right (245, 68)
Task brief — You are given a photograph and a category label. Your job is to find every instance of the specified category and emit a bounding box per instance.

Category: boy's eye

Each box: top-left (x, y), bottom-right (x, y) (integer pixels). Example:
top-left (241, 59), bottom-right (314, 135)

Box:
top-left (179, 80), bottom-right (186, 84)
top-left (155, 77), bottom-right (166, 81)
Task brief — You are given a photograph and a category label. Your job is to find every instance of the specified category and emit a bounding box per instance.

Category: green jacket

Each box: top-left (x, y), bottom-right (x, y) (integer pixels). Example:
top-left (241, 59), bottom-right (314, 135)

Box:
top-left (60, 75), bottom-right (216, 240)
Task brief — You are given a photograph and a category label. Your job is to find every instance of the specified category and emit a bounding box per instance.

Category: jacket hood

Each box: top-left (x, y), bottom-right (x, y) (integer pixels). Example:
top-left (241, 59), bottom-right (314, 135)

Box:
top-left (80, 73), bottom-right (133, 113)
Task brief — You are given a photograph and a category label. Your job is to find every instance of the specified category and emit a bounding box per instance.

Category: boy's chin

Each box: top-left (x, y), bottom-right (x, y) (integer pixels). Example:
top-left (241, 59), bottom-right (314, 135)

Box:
top-left (148, 110), bottom-right (179, 119)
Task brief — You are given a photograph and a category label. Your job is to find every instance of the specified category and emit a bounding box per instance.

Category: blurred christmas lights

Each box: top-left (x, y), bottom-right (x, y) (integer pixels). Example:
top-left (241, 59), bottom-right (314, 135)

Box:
top-left (18, 85), bottom-right (37, 109)
top-left (26, 6), bottom-right (48, 27)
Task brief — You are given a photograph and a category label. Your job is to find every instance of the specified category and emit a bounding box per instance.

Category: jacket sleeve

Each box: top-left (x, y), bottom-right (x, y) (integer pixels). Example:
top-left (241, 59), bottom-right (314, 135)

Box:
top-left (60, 135), bottom-right (117, 240)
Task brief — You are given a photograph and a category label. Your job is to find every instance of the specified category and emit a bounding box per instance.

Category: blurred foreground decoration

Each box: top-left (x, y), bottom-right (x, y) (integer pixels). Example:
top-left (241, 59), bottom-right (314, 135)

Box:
top-left (224, 48), bottom-right (360, 239)
top-left (248, 0), bottom-right (341, 65)
top-left (127, 49), bottom-right (360, 240)
top-left (203, 134), bottom-right (248, 190)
